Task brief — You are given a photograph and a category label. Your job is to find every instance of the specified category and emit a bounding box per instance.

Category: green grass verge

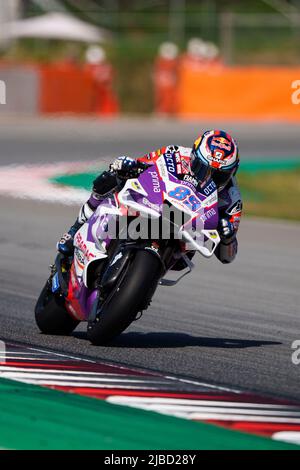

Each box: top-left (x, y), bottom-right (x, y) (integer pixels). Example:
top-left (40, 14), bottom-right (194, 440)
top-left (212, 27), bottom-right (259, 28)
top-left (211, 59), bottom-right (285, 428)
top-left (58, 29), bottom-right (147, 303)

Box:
top-left (0, 378), bottom-right (298, 450)
top-left (239, 168), bottom-right (300, 221)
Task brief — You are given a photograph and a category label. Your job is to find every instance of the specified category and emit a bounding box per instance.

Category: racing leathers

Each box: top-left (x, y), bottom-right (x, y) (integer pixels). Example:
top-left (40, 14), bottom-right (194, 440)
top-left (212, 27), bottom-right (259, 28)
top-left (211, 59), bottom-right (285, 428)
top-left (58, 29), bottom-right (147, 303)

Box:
top-left (58, 146), bottom-right (242, 264)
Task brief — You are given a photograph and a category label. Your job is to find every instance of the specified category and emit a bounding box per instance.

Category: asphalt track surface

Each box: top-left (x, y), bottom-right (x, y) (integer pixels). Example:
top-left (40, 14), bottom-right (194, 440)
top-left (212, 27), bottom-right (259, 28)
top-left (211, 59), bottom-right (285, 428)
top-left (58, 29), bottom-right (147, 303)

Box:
top-left (0, 117), bottom-right (300, 402)
top-left (1, 116), bottom-right (300, 164)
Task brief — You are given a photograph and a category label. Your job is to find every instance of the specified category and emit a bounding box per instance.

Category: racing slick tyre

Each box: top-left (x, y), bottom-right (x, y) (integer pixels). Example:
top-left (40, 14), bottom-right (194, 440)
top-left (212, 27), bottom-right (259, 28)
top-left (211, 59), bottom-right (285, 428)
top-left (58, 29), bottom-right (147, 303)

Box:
top-left (87, 250), bottom-right (162, 345)
top-left (35, 282), bottom-right (79, 335)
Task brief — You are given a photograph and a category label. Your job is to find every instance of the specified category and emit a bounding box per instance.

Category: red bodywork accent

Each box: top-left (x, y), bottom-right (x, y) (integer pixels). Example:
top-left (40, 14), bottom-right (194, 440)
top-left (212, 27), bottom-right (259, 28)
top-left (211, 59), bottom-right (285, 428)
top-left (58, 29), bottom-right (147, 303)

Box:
top-left (65, 263), bottom-right (84, 320)
top-left (138, 148), bottom-right (164, 165)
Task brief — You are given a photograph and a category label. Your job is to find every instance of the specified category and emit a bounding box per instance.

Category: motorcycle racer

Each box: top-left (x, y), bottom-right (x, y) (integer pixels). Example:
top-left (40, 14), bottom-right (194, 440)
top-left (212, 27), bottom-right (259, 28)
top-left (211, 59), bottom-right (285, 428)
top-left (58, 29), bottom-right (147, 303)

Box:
top-left (58, 130), bottom-right (242, 265)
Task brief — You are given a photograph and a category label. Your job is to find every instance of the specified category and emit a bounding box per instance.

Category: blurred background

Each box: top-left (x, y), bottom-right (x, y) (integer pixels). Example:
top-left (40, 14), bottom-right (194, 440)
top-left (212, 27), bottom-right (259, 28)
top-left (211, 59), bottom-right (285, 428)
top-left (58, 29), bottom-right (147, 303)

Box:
top-left (0, 0), bottom-right (300, 220)
top-left (1, 2), bottom-right (300, 424)
top-left (1, 0), bottom-right (300, 114)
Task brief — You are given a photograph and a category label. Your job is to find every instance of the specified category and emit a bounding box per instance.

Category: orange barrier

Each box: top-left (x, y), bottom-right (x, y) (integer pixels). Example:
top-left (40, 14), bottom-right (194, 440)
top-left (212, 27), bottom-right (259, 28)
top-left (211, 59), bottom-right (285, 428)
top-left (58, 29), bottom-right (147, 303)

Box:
top-left (177, 66), bottom-right (300, 121)
top-left (39, 63), bottom-right (94, 114)
top-left (39, 63), bottom-right (119, 115)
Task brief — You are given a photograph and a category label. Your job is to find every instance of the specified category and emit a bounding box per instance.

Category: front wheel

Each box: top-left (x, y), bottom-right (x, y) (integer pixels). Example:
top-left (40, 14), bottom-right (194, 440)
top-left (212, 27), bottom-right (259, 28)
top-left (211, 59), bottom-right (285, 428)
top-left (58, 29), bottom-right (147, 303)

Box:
top-left (35, 282), bottom-right (79, 335)
top-left (87, 250), bottom-right (162, 345)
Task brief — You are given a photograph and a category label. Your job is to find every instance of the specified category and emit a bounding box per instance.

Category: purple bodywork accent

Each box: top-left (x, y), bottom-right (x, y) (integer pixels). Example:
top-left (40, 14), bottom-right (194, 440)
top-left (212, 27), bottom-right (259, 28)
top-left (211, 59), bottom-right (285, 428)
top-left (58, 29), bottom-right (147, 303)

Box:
top-left (68, 165), bottom-right (219, 321)
top-left (138, 167), bottom-right (166, 204)
top-left (164, 171), bottom-right (219, 231)
top-left (86, 289), bottom-right (98, 314)
top-left (88, 192), bottom-right (102, 210)
top-left (66, 265), bottom-right (99, 322)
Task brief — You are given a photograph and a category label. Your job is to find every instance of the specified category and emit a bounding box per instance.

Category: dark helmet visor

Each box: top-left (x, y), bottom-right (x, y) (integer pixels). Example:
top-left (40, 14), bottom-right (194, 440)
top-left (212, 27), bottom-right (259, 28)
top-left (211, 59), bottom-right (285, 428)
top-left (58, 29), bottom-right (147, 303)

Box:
top-left (211, 168), bottom-right (233, 189)
top-left (191, 156), bottom-right (212, 183)
top-left (192, 155), bottom-right (234, 190)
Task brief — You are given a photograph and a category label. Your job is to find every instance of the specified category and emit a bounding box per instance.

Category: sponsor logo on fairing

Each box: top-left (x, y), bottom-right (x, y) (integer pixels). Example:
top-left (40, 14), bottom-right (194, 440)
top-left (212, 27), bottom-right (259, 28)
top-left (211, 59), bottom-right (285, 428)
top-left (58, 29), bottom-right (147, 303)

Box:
top-left (183, 174), bottom-right (198, 188)
top-left (156, 156), bottom-right (167, 179)
top-left (52, 273), bottom-right (60, 293)
top-left (164, 154), bottom-right (176, 174)
top-left (200, 207), bottom-right (217, 223)
top-left (149, 171), bottom-right (161, 192)
top-left (203, 192), bottom-right (218, 207)
top-left (203, 180), bottom-right (217, 196)
top-left (75, 232), bottom-right (96, 262)
top-left (181, 157), bottom-right (190, 174)
top-left (131, 181), bottom-right (142, 191)
top-left (75, 248), bottom-right (85, 265)
top-left (142, 197), bottom-right (160, 212)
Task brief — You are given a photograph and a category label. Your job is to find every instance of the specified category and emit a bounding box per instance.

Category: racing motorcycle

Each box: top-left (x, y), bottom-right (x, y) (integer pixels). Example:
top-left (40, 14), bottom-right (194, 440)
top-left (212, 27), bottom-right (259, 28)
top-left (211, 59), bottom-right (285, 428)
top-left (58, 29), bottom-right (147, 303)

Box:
top-left (35, 153), bottom-right (221, 345)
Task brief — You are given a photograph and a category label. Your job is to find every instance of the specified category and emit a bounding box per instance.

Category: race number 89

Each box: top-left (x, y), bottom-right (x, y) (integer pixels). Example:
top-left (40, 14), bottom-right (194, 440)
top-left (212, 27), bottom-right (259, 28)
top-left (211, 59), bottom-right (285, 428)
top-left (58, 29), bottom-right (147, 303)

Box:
top-left (168, 187), bottom-right (190, 201)
top-left (168, 186), bottom-right (200, 211)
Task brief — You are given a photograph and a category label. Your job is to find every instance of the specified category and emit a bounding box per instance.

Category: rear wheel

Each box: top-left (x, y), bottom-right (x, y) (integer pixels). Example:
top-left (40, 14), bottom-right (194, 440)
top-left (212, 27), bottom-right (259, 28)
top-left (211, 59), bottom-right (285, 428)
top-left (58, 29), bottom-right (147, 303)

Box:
top-left (35, 282), bottom-right (79, 335)
top-left (87, 250), bottom-right (162, 345)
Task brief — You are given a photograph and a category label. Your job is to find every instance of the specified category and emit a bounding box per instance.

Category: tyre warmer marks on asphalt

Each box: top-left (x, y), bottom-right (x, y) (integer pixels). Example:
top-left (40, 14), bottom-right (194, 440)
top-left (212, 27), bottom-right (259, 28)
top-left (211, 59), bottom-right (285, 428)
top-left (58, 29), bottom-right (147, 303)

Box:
top-left (0, 342), bottom-right (300, 447)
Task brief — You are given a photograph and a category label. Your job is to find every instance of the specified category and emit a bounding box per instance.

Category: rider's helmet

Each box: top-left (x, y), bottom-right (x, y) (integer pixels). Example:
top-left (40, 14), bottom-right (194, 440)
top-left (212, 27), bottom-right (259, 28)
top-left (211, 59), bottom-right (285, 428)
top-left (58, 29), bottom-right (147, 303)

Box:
top-left (191, 130), bottom-right (239, 191)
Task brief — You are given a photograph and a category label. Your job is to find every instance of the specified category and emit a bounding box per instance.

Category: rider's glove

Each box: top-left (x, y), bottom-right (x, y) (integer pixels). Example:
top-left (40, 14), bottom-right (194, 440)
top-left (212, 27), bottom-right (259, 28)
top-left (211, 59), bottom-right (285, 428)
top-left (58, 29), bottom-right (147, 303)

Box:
top-left (218, 218), bottom-right (235, 241)
top-left (109, 156), bottom-right (138, 179)
top-left (57, 222), bottom-right (81, 256)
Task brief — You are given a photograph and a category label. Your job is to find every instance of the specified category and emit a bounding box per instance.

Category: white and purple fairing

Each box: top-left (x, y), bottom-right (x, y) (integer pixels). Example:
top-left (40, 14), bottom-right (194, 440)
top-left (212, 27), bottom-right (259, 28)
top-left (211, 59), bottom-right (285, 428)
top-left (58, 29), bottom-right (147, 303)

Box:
top-left (65, 154), bottom-right (220, 321)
